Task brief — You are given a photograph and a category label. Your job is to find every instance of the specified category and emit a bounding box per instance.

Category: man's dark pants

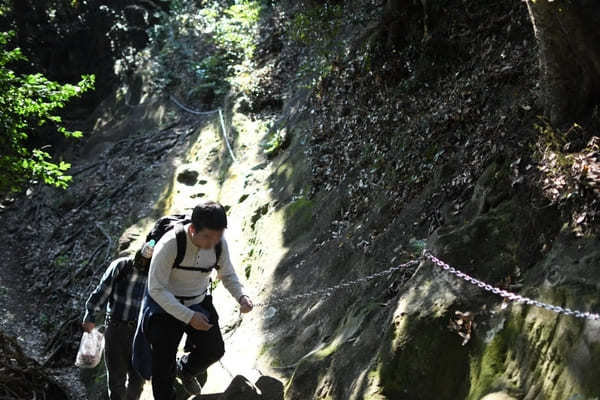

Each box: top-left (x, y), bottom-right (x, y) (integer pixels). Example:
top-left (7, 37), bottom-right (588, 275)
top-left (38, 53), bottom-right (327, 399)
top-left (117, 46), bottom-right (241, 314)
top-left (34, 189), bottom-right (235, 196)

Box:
top-left (104, 321), bottom-right (145, 400)
top-left (145, 296), bottom-right (224, 400)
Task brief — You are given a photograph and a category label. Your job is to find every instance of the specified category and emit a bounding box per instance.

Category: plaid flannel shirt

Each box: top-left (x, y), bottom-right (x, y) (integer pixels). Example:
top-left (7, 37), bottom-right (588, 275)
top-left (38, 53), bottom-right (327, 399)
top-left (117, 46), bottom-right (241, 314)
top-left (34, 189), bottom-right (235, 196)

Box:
top-left (83, 257), bottom-right (147, 324)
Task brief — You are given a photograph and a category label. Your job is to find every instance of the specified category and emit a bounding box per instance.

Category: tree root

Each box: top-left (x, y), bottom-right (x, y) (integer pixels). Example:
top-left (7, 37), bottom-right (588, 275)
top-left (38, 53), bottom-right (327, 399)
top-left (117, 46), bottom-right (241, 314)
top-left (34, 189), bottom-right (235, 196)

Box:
top-left (0, 330), bottom-right (69, 399)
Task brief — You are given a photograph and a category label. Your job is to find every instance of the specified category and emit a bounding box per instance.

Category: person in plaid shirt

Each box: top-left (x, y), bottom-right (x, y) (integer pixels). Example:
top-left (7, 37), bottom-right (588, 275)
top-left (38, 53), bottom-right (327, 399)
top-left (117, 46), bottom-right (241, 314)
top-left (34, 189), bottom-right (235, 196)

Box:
top-left (82, 241), bottom-right (154, 400)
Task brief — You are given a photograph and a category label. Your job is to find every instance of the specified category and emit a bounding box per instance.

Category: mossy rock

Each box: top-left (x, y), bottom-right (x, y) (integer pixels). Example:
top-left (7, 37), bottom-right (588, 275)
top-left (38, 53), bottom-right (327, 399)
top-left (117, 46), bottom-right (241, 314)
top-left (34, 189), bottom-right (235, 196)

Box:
top-left (282, 197), bottom-right (314, 244)
top-left (284, 304), bottom-right (374, 399)
top-left (467, 234), bottom-right (600, 400)
top-left (430, 162), bottom-right (560, 284)
top-left (378, 311), bottom-right (469, 399)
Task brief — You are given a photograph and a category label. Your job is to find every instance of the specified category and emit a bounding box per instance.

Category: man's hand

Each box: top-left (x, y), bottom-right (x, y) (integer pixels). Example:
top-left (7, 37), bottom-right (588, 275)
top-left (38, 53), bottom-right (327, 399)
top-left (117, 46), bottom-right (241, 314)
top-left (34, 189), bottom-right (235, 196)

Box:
top-left (82, 322), bottom-right (95, 332)
top-left (239, 295), bottom-right (254, 314)
top-left (189, 312), bottom-right (214, 331)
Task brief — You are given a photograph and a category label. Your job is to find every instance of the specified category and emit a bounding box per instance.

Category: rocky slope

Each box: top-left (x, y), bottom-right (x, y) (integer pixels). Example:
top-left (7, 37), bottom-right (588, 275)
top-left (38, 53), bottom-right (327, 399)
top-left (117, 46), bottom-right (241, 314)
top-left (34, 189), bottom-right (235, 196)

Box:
top-left (1, 0), bottom-right (600, 399)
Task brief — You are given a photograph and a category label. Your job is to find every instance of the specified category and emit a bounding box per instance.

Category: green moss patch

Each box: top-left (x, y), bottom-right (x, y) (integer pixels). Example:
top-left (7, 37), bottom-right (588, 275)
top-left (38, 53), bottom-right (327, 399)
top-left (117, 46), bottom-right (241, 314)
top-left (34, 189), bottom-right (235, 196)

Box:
top-left (378, 314), bottom-right (469, 399)
top-left (282, 196), bottom-right (314, 243)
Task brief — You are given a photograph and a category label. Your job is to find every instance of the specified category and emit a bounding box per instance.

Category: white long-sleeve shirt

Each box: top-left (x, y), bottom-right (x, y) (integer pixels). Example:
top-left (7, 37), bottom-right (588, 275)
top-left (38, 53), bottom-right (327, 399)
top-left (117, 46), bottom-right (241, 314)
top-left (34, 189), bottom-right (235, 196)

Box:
top-left (148, 224), bottom-right (246, 324)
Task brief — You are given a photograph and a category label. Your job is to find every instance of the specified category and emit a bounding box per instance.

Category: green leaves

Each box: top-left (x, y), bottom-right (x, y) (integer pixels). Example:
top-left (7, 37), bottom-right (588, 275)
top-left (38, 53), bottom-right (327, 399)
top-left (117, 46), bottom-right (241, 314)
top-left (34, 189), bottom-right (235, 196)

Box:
top-left (0, 31), bottom-right (95, 194)
top-left (147, 0), bottom-right (262, 103)
top-left (289, 3), bottom-right (344, 88)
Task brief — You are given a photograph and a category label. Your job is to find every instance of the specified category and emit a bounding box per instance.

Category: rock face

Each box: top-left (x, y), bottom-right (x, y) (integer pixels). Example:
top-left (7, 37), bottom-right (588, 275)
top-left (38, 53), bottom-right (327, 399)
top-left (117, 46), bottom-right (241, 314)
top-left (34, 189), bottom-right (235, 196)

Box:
top-left (2, 1), bottom-right (600, 399)
top-left (383, 229), bottom-right (600, 399)
top-left (465, 235), bottom-right (600, 400)
top-left (255, 376), bottom-right (285, 400)
top-left (403, 163), bottom-right (600, 400)
top-left (182, 375), bottom-right (284, 400)
top-left (221, 375), bottom-right (261, 400)
top-left (259, 156), bottom-right (600, 399)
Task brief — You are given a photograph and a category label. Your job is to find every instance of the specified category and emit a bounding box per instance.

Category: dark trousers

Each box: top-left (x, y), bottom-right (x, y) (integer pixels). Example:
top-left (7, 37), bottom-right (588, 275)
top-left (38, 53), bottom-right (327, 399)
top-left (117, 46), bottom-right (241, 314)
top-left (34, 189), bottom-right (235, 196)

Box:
top-left (104, 321), bottom-right (145, 400)
top-left (145, 296), bottom-right (225, 400)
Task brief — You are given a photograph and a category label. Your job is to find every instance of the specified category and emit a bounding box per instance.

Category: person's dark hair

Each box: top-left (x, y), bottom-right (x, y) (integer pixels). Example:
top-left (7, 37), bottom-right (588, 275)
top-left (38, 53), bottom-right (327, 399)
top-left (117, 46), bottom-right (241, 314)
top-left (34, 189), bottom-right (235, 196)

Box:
top-left (191, 201), bottom-right (227, 231)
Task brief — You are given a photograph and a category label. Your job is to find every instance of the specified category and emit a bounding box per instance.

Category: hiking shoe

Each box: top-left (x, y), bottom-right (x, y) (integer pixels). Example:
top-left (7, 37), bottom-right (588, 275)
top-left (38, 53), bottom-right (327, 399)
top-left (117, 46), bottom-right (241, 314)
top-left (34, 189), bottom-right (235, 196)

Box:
top-left (176, 360), bottom-right (202, 395)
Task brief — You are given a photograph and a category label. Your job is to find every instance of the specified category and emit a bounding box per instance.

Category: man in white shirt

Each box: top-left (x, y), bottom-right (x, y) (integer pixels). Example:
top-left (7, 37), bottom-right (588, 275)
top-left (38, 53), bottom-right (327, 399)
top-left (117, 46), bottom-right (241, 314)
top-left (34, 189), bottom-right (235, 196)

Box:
top-left (144, 201), bottom-right (253, 399)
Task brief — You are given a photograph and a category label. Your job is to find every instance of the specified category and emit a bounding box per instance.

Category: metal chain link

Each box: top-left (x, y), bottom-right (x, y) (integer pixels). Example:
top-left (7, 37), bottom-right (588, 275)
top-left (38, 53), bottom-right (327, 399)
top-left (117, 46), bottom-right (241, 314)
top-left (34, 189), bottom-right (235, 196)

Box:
top-left (252, 251), bottom-right (599, 321)
top-left (253, 259), bottom-right (420, 308)
top-left (423, 251), bottom-right (600, 321)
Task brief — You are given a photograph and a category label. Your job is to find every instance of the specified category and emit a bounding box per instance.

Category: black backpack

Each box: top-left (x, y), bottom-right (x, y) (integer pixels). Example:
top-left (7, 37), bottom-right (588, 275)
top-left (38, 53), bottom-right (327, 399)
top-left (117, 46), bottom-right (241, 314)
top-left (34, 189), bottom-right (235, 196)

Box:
top-left (115, 215), bottom-right (222, 284)
top-left (145, 214), bottom-right (222, 272)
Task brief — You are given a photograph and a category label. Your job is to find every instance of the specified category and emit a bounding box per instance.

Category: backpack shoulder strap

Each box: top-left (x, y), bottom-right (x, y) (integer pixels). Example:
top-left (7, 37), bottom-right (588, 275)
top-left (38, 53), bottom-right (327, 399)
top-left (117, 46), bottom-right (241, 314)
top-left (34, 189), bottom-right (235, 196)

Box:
top-left (207, 242), bottom-right (223, 296)
top-left (173, 223), bottom-right (187, 269)
top-left (213, 241), bottom-right (222, 270)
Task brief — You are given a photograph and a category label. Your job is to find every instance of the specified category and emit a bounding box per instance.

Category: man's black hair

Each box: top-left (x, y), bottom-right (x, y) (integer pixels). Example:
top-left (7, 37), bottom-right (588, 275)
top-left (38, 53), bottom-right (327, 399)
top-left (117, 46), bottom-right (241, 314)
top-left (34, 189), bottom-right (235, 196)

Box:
top-left (191, 201), bottom-right (228, 231)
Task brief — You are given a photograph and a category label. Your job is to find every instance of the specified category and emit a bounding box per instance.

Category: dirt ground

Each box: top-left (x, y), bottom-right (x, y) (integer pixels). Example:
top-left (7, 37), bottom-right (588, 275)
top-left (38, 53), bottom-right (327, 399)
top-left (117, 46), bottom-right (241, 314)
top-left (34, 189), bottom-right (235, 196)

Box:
top-left (0, 88), bottom-right (291, 398)
top-left (3, 1), bottom-right (600, 399)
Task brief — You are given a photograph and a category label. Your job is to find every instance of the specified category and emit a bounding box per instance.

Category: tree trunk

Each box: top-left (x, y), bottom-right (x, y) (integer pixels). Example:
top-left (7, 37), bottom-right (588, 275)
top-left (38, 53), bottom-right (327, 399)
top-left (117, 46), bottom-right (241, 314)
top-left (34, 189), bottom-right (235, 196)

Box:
top-left (526, 0), bottom-right (600, 125)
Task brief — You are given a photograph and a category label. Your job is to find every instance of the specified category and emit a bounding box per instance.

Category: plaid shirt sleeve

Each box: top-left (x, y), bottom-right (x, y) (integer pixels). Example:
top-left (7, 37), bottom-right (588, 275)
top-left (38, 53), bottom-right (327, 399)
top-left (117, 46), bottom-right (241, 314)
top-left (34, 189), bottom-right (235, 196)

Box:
top-left (82, 258), bottom-right (125, 323)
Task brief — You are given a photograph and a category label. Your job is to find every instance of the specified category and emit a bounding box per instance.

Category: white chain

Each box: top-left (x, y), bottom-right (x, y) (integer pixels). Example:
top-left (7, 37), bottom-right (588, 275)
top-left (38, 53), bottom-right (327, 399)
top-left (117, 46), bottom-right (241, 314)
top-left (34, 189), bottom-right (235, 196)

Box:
top-left (253, 252), bottom-right (599, 321)
top-left (253, 259), bottom-right (420, 308)
top-left (424, 251), bottom-right (600, 321)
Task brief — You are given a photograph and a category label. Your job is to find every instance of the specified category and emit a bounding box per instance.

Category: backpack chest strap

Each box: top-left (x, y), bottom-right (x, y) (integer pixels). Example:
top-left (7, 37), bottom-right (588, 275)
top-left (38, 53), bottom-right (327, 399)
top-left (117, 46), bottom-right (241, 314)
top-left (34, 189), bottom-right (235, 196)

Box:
top-left (174, 265), bottom-right (216, 272)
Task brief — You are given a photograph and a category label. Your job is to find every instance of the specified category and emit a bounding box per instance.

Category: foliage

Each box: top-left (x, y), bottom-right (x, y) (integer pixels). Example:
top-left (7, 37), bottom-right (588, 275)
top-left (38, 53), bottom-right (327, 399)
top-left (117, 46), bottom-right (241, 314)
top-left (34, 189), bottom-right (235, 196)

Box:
top-left (53, 254), bottom-right (70, 269)
top-left (0, 31), bottom-right (95, 194)
top-left (263, 126), bottom-right (289, 158)
top-left (220, 1), bottom-right (262, 61)
top-left (533, 117), bottom-right (600, 234)
top-left (288, 3), bottom-right (344, 87)
top-left (289, 3), bottom-right (342, 45)
top-left (263, 130), bottom-right (286, 157)
top-left (147, 0), bottom-right (263, 103)
top-left (257, 118), bottom-right (286, 157)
